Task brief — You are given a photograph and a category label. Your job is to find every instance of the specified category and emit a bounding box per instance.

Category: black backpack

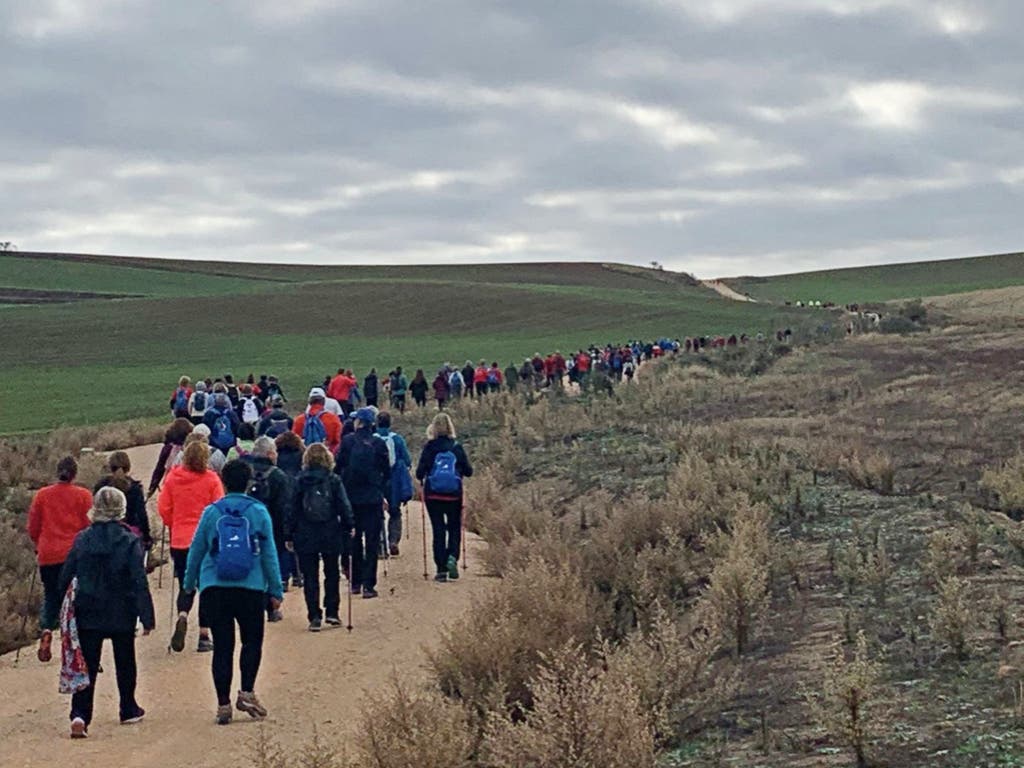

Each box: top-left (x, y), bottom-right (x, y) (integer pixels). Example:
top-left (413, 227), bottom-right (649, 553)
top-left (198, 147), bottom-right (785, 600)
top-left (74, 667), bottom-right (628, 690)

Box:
top-left (302, 476), bottom-right (334, 523)
top-left (344, 435), bottom-right (382, 490)
top-left (248, 468), bottom-right (271, 505)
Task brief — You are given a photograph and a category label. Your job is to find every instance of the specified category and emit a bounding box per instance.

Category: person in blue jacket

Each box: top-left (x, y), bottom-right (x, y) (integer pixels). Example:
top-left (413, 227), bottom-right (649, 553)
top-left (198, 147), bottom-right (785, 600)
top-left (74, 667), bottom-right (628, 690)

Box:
top-left (183, 459), bottom-right (283, 726)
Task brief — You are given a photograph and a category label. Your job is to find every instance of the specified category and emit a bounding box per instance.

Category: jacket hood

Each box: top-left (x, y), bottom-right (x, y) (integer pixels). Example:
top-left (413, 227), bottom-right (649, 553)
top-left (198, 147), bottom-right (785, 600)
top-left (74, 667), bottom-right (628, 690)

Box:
top-left (213, 393), bottom-right (232, 409)
top-left (298, 466), bottom-right (333, 487)
top-left (79, 521), bottom-right (130, 556)
top-left (166, 464), bottom-right (218, 489)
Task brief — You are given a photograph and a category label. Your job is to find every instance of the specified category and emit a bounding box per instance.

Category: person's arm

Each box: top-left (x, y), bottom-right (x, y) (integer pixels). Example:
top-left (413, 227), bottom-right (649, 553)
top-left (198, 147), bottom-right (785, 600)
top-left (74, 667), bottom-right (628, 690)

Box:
top-left (335, 436), bottom-right (349, 477)
top-left (334, 475), bottom-right (354, 531)
top-left (157, 481), bottom-right (174, 529)
top-left (130, 537), bottom-right (156, 631)
top-left (129, 484), bottom-right (153, 546)
top-left (149, 443), bottom-right (172, 494)
top-left (397, 436), bottom-right (412, 468)
top-left (377, 442), bottom-right (391, 495)
top-left (58, 537), bottom-right (81, 596)
top-left (182, 507), bottom-right (213, 594)
top-left (415, 444), bottom-right (432, 482)
top-left (256, 505), bottom-right (283, 600)
top-left (284, 483), bottom-right (298, 544)
top-left (27, 491), bottom-right (42, 546)
top-left (457, 444), bottom-right (474, 478)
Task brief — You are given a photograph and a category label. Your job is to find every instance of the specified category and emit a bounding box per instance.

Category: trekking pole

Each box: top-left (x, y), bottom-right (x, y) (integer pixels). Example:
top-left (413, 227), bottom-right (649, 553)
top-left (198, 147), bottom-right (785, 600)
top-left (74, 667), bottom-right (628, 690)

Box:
top-left (167, 571), bottom-right (177, 655)
top-left (14, 567), bottom-right (38, 666)
top-left (420, 486), bottom-right (429, 581)
top-left (461, 503), bottom-right (468, 572)
top-left (157, 525), bottom-right (167, 589)
top-left (346, 557), bottom-right (354, 633)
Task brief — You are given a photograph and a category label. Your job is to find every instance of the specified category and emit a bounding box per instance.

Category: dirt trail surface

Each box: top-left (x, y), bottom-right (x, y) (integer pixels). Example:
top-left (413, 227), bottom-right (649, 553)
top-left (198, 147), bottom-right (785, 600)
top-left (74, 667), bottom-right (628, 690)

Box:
top-left (0, 443), bottom-right (487, 765)
top-left (702, 279), bottom-right (757, 302)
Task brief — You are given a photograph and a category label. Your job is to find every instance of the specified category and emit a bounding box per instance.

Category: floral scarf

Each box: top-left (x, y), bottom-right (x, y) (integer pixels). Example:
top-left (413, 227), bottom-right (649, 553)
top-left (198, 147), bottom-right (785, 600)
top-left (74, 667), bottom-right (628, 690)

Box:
top-left (58, 577), bottom-right (90, 695)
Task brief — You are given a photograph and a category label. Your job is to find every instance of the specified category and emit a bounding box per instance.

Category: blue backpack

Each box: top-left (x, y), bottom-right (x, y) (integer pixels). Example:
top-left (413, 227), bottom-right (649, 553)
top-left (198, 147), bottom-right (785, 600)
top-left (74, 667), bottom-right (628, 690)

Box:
top-left (303, 411), bottom-right (328, 445)
top-left (173, 387), bottom-right (189, 415)
top-left (428, 450), bottom-right (462, 495)
top-left (210, 409), bottom-right (235, 452)
top-left (214, 502), bottom-right (259, 581)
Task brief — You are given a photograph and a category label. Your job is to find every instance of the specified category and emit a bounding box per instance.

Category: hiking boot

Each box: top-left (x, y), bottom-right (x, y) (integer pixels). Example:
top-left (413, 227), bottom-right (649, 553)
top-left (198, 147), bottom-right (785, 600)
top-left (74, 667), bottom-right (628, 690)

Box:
top-left (120, 707), bottom-right (145, 725)
top-left (268, 610), bottom-right (284, 623)
top-left (324, 616), bottom-right (342, 628)
top-left (447, 555), bottom-right (460, 581)
top-left (292, 575), bottom-right (304, 589)
top-left (308, 618), bottom-right (322, 632)
top-left (350, 584), bottom-right (362, 595)
top-left (434, 573), bottom-right (448, 583)
top-left (37, 630), bottom-right (53, 663)
top-left (70, 717), bottom-right (88, 739)
top-left (170, 614), bottom-right (188, 653)
top-left (389, 544), bottom-right (400, 557)
top-left (197, 635), bottom-right (214, 653)
top-left (281, 582), bottom-right (289, 594)
top-left (216, 704), bottom-right (233, 725)
top-left (236, 691), bottom-right (268, 719)
top-left (362, 587), bottom-right (379, 599)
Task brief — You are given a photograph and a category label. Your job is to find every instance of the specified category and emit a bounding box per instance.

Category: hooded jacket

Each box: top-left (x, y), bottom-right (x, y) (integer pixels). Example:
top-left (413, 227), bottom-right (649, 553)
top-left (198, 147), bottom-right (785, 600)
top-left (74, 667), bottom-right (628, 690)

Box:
top-left (59, 521), bottom-right (155, 634)
top-left (286, 467), bottom-right (354, 555)
top-left (363, 373), bottom-right (379, 401)
top-left (27, 482), bottom-right (93, 566)
top-left (416, 436), bottom-right (474, 502)
top-left (258, 408), bottom-right (294, 438)
top-left (94, 475), bottom-right (152, 548)
top-left (158, 465), bottom-right (224, 549)
top-left (336, 426), bottom-right (391, 505)
top-left (248, 456), bottom-right (292, 545)
top-left (293, 404), bottom-right (343, 454)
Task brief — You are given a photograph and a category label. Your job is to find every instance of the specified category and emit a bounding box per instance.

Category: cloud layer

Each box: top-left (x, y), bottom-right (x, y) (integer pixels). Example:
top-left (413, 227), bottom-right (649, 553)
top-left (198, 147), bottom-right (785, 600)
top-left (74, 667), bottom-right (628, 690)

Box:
top-left (2, 0), bottom-right (1021, 276)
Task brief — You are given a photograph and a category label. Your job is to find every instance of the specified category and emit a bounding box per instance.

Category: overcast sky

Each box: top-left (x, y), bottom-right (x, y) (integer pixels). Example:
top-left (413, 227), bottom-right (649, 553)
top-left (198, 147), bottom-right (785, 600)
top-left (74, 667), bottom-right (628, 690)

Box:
top-left (2, 1), bottom-right (1021, 277)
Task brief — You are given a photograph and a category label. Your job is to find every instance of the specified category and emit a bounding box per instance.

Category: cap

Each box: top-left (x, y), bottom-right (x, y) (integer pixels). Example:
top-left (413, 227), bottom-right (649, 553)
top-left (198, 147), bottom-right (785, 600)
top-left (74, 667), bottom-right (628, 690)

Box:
top-left (354, 407), bottom-right (376, 425)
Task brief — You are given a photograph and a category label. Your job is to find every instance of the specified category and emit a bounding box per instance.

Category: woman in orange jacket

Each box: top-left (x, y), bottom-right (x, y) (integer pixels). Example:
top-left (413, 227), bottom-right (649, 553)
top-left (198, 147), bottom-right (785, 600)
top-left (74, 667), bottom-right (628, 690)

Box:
top-left (158, 439), bottom-right (223, 653)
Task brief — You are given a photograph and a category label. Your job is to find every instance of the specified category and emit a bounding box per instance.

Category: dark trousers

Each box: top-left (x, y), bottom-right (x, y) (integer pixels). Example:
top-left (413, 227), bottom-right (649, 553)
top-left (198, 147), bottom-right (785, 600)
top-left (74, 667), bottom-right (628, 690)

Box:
top-left (200, 587), bottom-right (265, 706)
top-left (387, 489), bottom-right (403, 548)
top-left (171, 548), bottom-right (197, 615)
top-left (475, 382), bottom-right (487, 397)
top-left (351, 503), bottom-right (384, 591)
top-left (39, 563), bottom-right (64, 631)
top-left (366, 396), bottom-right (378, 407)
top-left (426, 499), bottom-right (462, 574)
top-left (71, 630), bottom-right (138, 725)
top-left (297, 551), bottom-right (340, 622)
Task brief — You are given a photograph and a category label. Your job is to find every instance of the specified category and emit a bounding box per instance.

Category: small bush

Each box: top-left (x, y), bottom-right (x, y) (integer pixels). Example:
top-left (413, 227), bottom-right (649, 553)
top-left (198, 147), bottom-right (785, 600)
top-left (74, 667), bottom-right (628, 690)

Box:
top-left (703, 529), bottom-right (771, 657)
top-left (980, 454), bottom-right (1024, 516)
top-left (930, 576), bottom-right (975, 661)
top-left (814, 631), bottom-right (884, 768)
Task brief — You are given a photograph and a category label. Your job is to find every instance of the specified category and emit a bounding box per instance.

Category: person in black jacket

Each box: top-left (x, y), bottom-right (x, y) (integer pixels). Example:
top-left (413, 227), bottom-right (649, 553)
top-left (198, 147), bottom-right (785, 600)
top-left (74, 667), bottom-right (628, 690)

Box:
top-left (286, 443), bottom-right (353, 631)
top-left (336, 408), bottom-right (390, 599)
top-left (247, 437), bottom-right (293, 621)
top-left (59, 487), bottom-right (156, 739)
top-left (416, 412), bottom-right (473, 582)
top-left (273, 430), bottom-right (305, 588)
top-left (257, 395), bottom-right (293, 438)
top-left (364, 369), bottom-right (379, 408)
top-left (147, 418), bottom-right (194, 496)
top-left (95, 451), bottom-right (152, 551)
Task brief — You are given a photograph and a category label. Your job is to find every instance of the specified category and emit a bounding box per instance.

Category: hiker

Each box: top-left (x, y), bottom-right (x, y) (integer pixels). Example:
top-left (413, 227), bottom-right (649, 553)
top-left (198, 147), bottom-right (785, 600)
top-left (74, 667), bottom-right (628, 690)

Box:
top-left (237, 384), bottom-right (263, 427)
top-left (292, 388), bottom-right (343, 454)
top-left (336, 408), bottom-right (390, 599)
top-left (148, 418), bottom-right (194, 496)
top-left (246, 437), bottom-right (293, 622)
top-left (461, 361), bottom-right (475, 399)
top-left (390, 367), bottom-right (409, 413)
top-left (188, 381), bottom-right (210, 425)
top-left (158, 440), bottom-right (223, 653)
top-left (203, 386), bottom-right (241, 459)
top-left (504, 362), bottom-right (518, 392)
top-left (227, 423), bottom-right (257, 462)
top-left (364, 369), bottom-right (379, 408)
top-left (170, 376), bottom-right (193, 419)
top-left (328, 368), bottom-right (358, 417)
top-left (286, 443), bottom-right (353, 631)
top-left (94, 451), bottom-right (152, 551)
top-left (410, 369), bottom-right (429, 408)
top-left (257, 395), bottom-right (293, 438)
top-left (27, 456), bottom-right (92, 663)
top-left (433, 369), bottom-right (450, 409)
top-left (473, 360), bottom-right (488, 397)
top-left (487, 362), bottom-right (503, 393)
top-left (222, 373), bottom-right (239, 408)
top-left (416, 413), bottom-right (473, 582)
top-left (59, 486), bottom-right (155, 739)
top-left (575, 351), bottom-right (591, 389)
top-left (182, 459), bottom-right (283, 725)
top-left (623, 357), bottom-right (637, 382)
top-left (189, 424), bottom-right (227, 475)
top-left (265, 375), bottom-right (286, 403)
top-left (448, 367), bottom-right (465, 399)
top-left (273, 432), bottom-right (304, 589)
top-left (375, 411), bottom-right (413, 556)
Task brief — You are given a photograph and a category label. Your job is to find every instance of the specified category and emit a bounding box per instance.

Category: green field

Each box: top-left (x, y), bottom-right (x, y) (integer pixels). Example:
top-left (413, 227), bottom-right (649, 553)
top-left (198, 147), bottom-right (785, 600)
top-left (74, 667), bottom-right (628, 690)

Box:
top-left (0, 252), bottom-right (801, 433)
top-left (724, 251), bottom-right (1024, 305)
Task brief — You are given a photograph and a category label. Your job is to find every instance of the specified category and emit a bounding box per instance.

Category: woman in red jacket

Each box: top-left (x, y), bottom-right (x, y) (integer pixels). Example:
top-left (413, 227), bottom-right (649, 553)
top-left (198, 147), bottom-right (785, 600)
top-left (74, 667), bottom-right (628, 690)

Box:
top-left (158, 440), bottom-right (223, 653)
top-left (27, 456), bottom-right (92, 662)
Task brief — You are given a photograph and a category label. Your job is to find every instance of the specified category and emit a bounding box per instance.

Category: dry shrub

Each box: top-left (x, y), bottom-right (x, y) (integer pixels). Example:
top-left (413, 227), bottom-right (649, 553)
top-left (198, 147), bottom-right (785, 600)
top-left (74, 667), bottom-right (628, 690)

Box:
top-left (814, 631), bottom-right (884, 768)
top-left (430, 557), bottom-right (605, 714)
top-left (923, 529), bottom-right (971, 585)
top-left (980, 453), bottom-right (1024, 514)
top-left (251, 727), bottom-right (346, 768)
top-left (471, 482), bottom-right (563, 577)
top-left (930, 576), bottom-right (975, 660)
top-left (861, 537), bottom-right (894, 608)
top-left (841, 448), bottom-right (896, 495)
top-left (703, 520), bottom-right (771, 656)
top-left (481, 643), bottom-right (655, 768)
top-left (0, 514), bottom-right (39, 653)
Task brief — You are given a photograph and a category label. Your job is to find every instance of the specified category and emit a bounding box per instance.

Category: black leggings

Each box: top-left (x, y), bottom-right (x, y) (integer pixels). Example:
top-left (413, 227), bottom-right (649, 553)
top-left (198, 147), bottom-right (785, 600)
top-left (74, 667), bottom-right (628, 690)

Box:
top-left (351, 503), bottom-right (383, 591)
top-left (171, 548), bottom-right (197, 615)
top-left (71, 631), bottom-right (138, 725)
top-left (38, 563), bottom-right (64, 631)
top-left (426, 499), bottom-right (462, 574)
top-left (297, 551), bottom-right (340, 622)
top-left (200, 587), bottom-right (265, 705)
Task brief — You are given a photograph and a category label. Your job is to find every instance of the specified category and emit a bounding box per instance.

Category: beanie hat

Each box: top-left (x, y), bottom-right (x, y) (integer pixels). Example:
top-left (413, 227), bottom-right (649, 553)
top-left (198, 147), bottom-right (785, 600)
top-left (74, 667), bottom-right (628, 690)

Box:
top-left (92, 486), bottom-right (127, 522)
top-left (354, 407), bottom-right (376, 426)
top-left (193, 423), bottom-right (212, 439)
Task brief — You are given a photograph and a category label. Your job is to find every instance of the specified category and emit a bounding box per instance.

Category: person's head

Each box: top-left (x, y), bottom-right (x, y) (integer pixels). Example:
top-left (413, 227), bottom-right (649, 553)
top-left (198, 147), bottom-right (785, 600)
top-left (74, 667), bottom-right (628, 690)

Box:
top-left (396, 366), bottom-right (403, 375)
top-left (191, 423), bottom-right (211, 443)
top-left (275, 430), bottom-right (303, 454)
top-left (182, 440), bottom-right (210, 473)
top-left (241, 384), bottom-right (253, 396)
top-left (354, 407), bottom-right (376, 430)
top-left (491, 362), bottom-right (498, 368)
top-left (377, 411), bottom-right (392, 430)
top-left (269, 375), bottom-right (278, 384)
top-left (212, 382), bottom-right (228, 395)
top-left (91, 486), bottom-right (126, 523)
top-left (308, 387), bottom-right (326, 406)
top-left (178, 375), bottom-right (191, 389)
top-left (107, 450), bottom-right (131, 476)
top-left (369, 367), bottom-right (376, 375)
top-left (479, 359), bottom-right (486, 366)
top-left (237, 423), bottom-right (256, 441)
top-left (414, 368), bottom-right (425, 381)
top-left (270, 394), bottom-right (284, 409)
top-left (57, 455), bottom-right (78, 483)
top-left (204, 377), bottom-right (213, 389)
top-left (246, 373), bottom-right (255, 384)
top-left (195, 380), bottom-right (207, 393)
top-left (303, 442), bottom-right (334, 471)
top-left (252, 436), bottom-right (277, 463)
top-left (224, 373), bottom-right (234, 385)
top-left (429, 412), bottom-right (456, 440)
top-left (337, 368), bottom-right (345, 375)
top-left (221, 459), bottom-right (252, 494)
top-left (165, 417), bottom-right (194, 445)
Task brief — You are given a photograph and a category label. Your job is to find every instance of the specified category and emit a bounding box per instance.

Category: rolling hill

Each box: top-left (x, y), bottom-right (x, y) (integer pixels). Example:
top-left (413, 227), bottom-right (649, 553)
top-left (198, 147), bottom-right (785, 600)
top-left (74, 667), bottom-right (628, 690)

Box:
top-left (0, 252), bottom-right (797, 433)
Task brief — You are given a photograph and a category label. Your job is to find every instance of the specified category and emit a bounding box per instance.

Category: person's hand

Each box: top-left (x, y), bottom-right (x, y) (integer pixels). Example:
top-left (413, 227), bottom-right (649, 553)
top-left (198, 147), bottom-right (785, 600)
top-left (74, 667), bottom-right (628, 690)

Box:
top-left (350, 529), bottom-right (357, 539)
top-left (269, 597), bottom-right (282, 611)
top-left (285, 541), bottom-right (294, 553)
top-left (382, 499), bottom-right (389, 514)
top-left (142, 628), bottom-right (152, 636)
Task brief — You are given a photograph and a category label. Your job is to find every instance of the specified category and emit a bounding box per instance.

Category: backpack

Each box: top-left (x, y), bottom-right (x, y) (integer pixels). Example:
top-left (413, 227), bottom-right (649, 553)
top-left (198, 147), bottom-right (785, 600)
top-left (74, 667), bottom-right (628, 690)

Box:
top-left (210, 410), bottom-right (236, 452)
top-left (393, 466), bottom-right (414, 504)
top-left (241, 396), bottom-right (260, 425)
top-left (248, 468), bottom-right (271, 504)
top-left (213, 503), bottom-right (258, 581)
top-left (375, 433), bottom-right (397, 468)
top-left (193, 391), bottom-right (207, 412)
top-left (487, 370), bottom-right (499, 385)
top-left (344, 434), bottom-right (382, 490)
top-left (302, 410), bottom-right (328, 445)
top-left (302, 476), bottom-right (335, 523)
top-left (265, 415), bottom-right (291, 439)
top-left (226, 384), bottom-right (239, 405)
top-left (449, 372), bottom-right (463, 395)
top-left (173, 387), bottom-right (189, 416)
top-left (427, 449), bottom-right (462, 495)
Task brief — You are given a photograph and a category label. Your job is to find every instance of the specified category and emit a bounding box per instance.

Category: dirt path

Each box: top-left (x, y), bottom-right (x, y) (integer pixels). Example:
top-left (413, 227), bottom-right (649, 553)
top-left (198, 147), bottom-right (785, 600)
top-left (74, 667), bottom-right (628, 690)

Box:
top-left (702, 279), bottom-right (757, 302)
top-left (0, 443), bottom-right (487, 762)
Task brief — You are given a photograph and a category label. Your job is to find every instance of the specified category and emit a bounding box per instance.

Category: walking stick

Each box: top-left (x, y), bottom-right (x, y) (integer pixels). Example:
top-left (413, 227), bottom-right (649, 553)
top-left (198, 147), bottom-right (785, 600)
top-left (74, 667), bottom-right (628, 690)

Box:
top-left (420, 486), bottom-right (429, 581)
top-left (380, 525), bottom-right (389, 579)
top-left (14, 567), bottom-right (38, 665)
top-left (346, 556), bottom-right (354, 633)
top-left (167, 569), bottom-right (177, 655)
top-left (462, 503), bottom-right (468, 572)
top-left (157, 525), bottom-right (167, 589)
